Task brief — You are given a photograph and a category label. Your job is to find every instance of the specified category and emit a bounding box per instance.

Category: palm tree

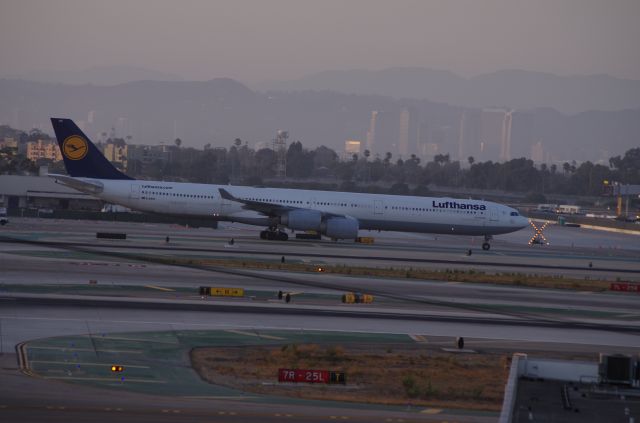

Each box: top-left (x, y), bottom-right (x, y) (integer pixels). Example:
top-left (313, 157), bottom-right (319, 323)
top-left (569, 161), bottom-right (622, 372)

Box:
top-left (174, 138), bottom-right (182, 148)
top-left (468, 156), bottom-right (475, 166)
top-left (384, 152), bottom-right (392, 164)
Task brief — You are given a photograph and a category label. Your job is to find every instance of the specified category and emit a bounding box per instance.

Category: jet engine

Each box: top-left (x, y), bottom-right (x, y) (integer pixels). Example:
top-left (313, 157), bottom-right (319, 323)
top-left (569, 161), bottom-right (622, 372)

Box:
top-left (280, 210), bottom-right (322, 230)
top-left (321, 216), bottom-right (359, 240)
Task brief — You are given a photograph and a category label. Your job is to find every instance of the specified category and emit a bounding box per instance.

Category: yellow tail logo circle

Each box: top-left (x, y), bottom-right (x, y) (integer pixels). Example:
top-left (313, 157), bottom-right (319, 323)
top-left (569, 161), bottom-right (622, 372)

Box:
top-left (62, 136), bottom-right (88, 160)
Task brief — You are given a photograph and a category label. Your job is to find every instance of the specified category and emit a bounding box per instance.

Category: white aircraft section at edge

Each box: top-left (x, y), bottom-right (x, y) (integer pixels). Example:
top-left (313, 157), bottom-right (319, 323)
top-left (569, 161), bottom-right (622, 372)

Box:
top-left (48, 117), bottom-right (529, 249)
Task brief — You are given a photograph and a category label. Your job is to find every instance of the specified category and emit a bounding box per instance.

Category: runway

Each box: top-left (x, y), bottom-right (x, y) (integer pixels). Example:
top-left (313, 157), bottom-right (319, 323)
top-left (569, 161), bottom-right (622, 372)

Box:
top-left (1, 217), bottom-right (639, 347)
top-left (1, 217), bottom-right (639, 421)
top-left (2, 217), bottom-right (639, 280)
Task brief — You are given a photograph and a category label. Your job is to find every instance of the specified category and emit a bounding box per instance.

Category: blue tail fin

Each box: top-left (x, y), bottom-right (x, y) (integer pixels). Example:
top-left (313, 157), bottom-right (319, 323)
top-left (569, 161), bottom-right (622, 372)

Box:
top-left (50, 118), bottom-right (133, 180)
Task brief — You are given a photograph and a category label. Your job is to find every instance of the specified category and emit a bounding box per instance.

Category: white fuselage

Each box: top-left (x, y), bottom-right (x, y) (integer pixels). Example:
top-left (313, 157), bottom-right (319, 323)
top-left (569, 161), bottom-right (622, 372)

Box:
top-left (78, 178), bottom-right (528, 236)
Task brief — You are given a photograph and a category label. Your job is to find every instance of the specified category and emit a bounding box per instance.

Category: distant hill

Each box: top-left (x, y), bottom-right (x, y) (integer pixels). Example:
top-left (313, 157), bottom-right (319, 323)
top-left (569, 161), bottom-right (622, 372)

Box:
top-left (257, 68), bottom-right (640, 114)
top-left (3, 66), bottom-right (184, 86)
top-left (0, 78), bottom-right (638, 164)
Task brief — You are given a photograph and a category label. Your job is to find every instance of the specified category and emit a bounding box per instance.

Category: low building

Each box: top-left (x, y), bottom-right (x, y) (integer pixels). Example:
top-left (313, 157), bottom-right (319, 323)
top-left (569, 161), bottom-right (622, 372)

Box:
top-left (501, 353), bottom-right (640, 423)
top-left (102, 139), bottom-right (128, 170)
top-left (0, 174), bottom-right (99, 211)
top-left (127, 144), bottom-right (172, 167)
top-left (344, 140), bottom-right (361, 159)
top-left (26, 139), bottom-right (62, 162)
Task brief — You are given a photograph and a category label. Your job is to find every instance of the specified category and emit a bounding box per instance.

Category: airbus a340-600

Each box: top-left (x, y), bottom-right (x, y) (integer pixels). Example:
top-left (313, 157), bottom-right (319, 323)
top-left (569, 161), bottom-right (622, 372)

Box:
top-left (49, 118), bottom-right (528, 249)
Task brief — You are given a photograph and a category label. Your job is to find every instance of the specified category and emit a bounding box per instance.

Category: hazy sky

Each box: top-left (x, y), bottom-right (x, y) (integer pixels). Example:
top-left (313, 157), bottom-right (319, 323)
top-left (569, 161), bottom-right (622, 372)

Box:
top-left (1, 0), bottom-right (639, 83)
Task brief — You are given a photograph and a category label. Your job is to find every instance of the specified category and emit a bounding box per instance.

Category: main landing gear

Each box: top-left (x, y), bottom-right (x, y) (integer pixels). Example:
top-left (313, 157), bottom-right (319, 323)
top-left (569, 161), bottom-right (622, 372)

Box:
top-left (481, 235), bottom-right (492, 251)
top-left (260, 228), bottom-right (289, 241)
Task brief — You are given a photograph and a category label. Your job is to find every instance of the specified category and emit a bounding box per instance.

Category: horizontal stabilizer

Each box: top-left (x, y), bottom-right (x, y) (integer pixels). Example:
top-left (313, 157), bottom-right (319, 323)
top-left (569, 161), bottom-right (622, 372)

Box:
top-left (48, 174), bottom-right (104, 194)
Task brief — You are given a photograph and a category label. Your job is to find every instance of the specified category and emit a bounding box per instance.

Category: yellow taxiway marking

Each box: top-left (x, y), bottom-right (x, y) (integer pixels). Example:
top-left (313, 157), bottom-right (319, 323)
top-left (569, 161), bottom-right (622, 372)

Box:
top-left (144, 285), bottom-right (175, 292)
top-left (30, 360), bottom-right (150, 369)
top-left (409, 334), bottom-right (428, 343)
top-left (43, 376), bottom-right (166, 383)
top-left (226, 329), bottom-right (285, 340)
top-left (26, 345), bottom-right (142, 354)
top-left (420, 408), bottom-right (443, 414)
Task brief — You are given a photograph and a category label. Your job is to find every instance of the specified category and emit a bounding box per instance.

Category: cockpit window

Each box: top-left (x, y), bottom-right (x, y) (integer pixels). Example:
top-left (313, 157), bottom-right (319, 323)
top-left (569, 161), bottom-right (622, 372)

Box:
top-left (510, 211), bottom-right (519, 216)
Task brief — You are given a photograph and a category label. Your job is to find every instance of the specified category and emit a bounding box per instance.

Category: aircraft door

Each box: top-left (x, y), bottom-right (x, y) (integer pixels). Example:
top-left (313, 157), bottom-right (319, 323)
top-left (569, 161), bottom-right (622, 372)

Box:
top-left (374, 200), bottom-right (384, 215)
top-left (489, 207), bottom-right (498, 222)
top-left (130, 183), bottom-right (140, 199)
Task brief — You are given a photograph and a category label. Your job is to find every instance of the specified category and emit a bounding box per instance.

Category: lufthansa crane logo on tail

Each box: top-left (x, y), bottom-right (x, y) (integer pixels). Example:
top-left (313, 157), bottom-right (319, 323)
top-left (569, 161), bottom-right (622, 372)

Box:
top-left (62, 136), bottom-right (88, 160)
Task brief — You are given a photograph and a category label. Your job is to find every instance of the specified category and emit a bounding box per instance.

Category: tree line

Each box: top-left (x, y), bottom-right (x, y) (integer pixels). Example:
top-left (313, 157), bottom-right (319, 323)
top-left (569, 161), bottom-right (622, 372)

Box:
top-left (1, 123), bottom-right (638, 201)
top-left (129, 140), bottom-right (639, 201)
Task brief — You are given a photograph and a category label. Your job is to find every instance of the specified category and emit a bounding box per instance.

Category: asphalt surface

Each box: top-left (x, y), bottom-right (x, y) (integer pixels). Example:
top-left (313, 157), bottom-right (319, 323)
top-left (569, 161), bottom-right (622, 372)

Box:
top-left (1, 217), bottom-right (639, 422)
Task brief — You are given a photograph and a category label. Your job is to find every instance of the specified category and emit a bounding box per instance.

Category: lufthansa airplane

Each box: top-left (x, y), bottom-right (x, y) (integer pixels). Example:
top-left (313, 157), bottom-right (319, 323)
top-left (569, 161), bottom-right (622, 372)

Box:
top-left (49, 118), bottom-right (528, 249)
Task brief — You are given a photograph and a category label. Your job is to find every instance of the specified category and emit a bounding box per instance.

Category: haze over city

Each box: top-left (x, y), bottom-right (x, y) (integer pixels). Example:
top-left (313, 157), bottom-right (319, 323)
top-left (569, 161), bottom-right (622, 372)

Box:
top-left (2, 0), bottom-right (640, 82)
top-left (1, 0), bottom-right (640, 164)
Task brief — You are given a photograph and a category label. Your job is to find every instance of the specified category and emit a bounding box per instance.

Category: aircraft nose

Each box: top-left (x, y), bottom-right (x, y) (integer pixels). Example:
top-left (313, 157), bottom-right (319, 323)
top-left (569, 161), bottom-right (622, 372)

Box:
top-left (518, 216), bottom-right (529, 229)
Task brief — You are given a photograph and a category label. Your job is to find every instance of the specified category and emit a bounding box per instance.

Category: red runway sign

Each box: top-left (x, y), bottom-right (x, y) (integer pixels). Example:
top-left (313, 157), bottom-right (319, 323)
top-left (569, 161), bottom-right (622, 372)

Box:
top-left (610, 282), bottom-right (640, 293)
top-left (278, 368), bottom-right (330, 384)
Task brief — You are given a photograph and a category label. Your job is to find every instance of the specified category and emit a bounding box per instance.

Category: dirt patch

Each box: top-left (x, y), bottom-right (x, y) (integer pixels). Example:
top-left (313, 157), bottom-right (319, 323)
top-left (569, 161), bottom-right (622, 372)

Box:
top-left (157, 256), bottom-right (612, 292)
top-left (191, 343), bottom-right (509, 411)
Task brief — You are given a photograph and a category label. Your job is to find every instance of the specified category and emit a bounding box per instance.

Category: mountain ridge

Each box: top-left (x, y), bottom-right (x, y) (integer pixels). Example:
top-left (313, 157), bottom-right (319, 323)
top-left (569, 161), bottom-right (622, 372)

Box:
top-left (256, 67), bottom-right (640, 114)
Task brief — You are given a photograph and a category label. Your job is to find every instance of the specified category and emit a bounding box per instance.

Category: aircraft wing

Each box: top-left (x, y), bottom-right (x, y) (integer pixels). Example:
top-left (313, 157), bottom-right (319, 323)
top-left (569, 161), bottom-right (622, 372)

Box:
top-left (218, 188), bottom-right (299, 216)
top-left (218, 188), bottom-right (342, 218)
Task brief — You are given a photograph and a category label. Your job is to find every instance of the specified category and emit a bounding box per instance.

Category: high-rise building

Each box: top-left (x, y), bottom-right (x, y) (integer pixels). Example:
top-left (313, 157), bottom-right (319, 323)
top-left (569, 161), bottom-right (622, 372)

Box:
top-left (365, 111), bottom-right (378, 153)
top-left (510, 111), bottom-right (535, 159)
top-left (416, 120), bottom-right (428, 158)
top-left (500, 110), bottom-right (513, 161)
top-left (457, 110), bottom-right (482, 162)
top-left (398, 108), bottom-right (410, 157)
top-left (531, 141), bottom-right (544, 163)
top-left (479, 108), bottom-right (513, 162)
top-left (115, 117), bottom-right (129, 139)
